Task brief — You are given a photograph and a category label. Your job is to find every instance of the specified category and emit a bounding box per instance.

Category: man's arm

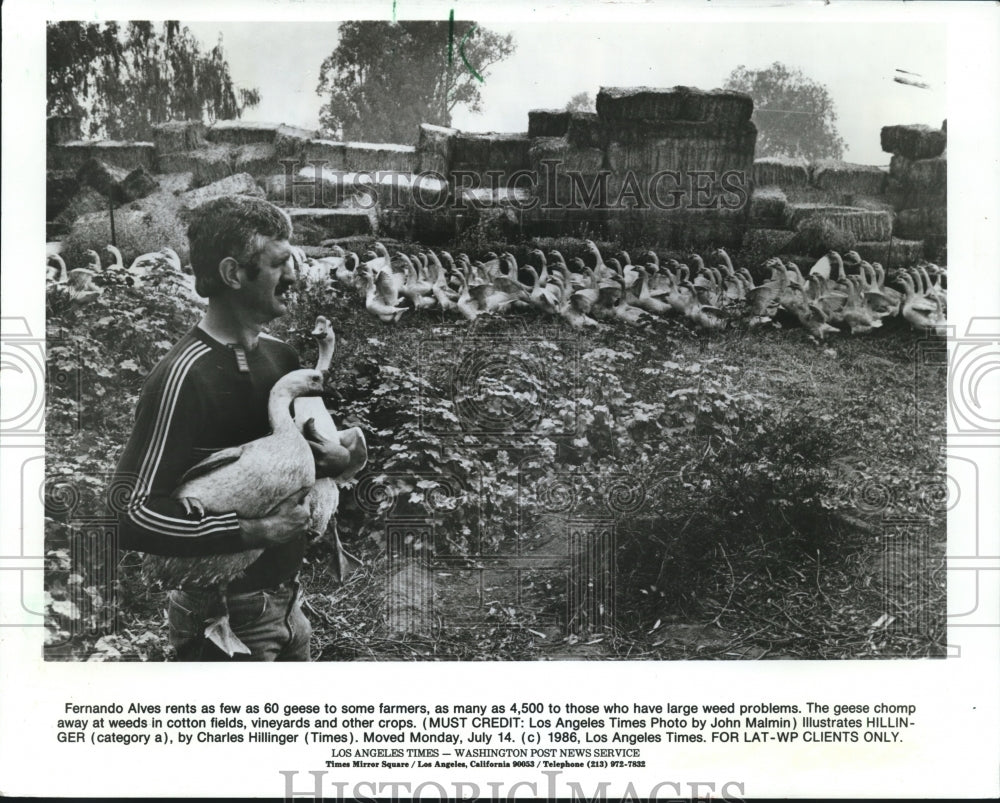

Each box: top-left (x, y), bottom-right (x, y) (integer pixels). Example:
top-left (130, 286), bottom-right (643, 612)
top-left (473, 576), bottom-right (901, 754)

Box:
top-left (114, 346), bottom-right (247, 557)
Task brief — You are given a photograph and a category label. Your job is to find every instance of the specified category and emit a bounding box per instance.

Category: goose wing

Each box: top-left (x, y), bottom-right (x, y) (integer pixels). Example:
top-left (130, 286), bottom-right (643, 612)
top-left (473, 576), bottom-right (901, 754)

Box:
top-left (176, 446), bottom-right (245, 485)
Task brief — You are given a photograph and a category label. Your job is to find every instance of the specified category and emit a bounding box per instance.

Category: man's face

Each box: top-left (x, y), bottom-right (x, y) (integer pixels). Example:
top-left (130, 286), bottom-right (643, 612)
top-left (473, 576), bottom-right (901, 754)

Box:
top-left (236, 237), bottom-right (297, 322)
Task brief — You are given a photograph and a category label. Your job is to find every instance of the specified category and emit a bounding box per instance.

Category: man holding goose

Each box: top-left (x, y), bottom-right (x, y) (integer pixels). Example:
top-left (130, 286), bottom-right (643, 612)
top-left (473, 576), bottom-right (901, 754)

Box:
top-left (114, 196), bottom-right (360, 661)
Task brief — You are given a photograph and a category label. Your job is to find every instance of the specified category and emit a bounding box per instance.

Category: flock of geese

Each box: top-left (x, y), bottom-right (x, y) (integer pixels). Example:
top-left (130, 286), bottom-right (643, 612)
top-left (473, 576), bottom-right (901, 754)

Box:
top-left (45, 239), bottom-right (948, 340)
top-left (295, 240), bottom-right (949, 340)
top-left (46, 244), bottom-right (200, 305)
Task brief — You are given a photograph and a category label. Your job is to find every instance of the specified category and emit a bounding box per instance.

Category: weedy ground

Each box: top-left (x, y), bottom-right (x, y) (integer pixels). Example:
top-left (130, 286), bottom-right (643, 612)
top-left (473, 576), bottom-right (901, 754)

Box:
top-left (44, 247), bottom-right (946, 662)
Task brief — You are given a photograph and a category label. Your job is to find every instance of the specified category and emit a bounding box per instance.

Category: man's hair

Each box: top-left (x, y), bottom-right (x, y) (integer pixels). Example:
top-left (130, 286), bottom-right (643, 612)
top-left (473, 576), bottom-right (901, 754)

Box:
top-left (187, 196), bottom-right (293, 297)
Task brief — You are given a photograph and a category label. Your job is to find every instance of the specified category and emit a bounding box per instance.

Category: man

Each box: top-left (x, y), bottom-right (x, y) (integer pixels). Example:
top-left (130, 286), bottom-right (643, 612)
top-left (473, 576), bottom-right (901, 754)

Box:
top-left (114, 195), bottom-right (348, 661)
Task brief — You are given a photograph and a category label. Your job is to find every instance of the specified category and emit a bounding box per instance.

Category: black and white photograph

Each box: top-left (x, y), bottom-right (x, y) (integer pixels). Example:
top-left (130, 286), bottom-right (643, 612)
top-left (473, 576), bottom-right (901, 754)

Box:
top-left (2, 0), bottom-right (999, 799)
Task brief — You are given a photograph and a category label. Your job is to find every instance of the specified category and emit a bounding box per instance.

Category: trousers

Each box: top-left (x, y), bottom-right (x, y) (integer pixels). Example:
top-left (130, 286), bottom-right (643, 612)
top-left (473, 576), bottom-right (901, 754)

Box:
top-left (166, 580), bottom-right (312, 661)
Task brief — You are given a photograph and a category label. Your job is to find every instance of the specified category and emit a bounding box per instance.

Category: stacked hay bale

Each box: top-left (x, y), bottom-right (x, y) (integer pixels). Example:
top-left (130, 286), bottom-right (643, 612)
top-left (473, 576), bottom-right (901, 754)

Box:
top-left (596, 86), bottom-right (756, 247)
top-left (882, 123), bottom-right (947, 259)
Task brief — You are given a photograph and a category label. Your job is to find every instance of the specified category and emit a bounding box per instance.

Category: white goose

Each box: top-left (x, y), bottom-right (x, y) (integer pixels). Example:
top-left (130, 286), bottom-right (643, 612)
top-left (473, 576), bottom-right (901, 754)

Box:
top-left (293, 316), bottom-right (367, 582)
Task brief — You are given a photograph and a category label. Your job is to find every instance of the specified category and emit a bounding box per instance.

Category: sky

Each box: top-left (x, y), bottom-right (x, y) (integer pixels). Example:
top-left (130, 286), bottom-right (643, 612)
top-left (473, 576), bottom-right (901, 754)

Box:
top-left (188, 20), bottom-right (947, 166)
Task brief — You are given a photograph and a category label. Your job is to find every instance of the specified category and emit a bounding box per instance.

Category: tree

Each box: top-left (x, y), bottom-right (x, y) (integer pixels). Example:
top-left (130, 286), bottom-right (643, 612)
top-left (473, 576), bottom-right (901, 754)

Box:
top-left (47, 21), bottom-right (260, 141)
top-left (724, 62), bottom-right (846, 161)
top-left (565, 92), bottom-right (596, 113)
top-left (316, 21), bottom-right (516, 143)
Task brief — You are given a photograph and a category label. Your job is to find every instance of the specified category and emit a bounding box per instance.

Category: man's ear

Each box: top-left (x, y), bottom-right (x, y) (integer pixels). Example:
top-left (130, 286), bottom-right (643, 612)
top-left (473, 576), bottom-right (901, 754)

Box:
top-left (218, 256), bottom-right (243, 290)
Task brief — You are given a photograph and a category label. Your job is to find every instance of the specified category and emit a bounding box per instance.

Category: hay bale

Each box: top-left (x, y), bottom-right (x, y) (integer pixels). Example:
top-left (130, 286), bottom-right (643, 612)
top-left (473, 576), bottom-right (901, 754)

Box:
top-left (48, 115), bottom-right (81, 145)
top-left (157, 172), bottom-right (197, 194)
top-left (741, 227), bottom-right (797, 258)
top-left (159, 144), bottom-right (234, 186)
top-left (854, 239), bottom-right (924, 266)
top-left (233, 143), bottom-right (279, 177)
top-left (605, 119), bottom-right (757, 176)
top-left (528, 137), bottom-right (606, 208)
top-left (604, 207), bottom-right (747, 249)
top-left (889, 154), bottom-right (947, 195)
top-left (458, 186), bottom-right (532, 209)
top-left (895, 206), bottom-right (947, 239)
top-left (451, 132), bottom-right (531, 173)
top-left (342, 142), bottom-right (418, 173)
top-left (286, 207), bottom-right (375, 244)
top-left (784, 203), bottom-right (892, 241)
top-left (810, 160), bottom-right (887, 196)
top-left (880, 124), bottom-right (946, 159)
top-left (273, 124), bottom-right (316, 158)
top-left (907, 156), bottom-right (947, 195)
top-left (416, 124), bottom-right (457, 176)
top-left (851, 197), bottom-right (896, 214)
top-left (150, 121), bottom-right (207, 154)
top-left (681, 87), bottom-right (754, 124)
top-left (54, 187), bottom-right (108, 231)
top-left (50, 140), bottom-right (156, 172)
top-left (76, 158), bottom-right (130, 201)
top-left (565, 113), bottom-right (605, 149)
top-left (784, 217), bottom-right (857, 258)
top-left (63, 191), bottom-right (189, 268)
top-left (47, 170), bottom-right (81, 221)
top-left (748, 186), bottom-right (787, 225)
top-left (299, 139), bottom-right (348, 171)
top-left (528, 109), bottom-right (570, 138)
top-left (120, 166), bottom-right (159, 202)
top-left (751, 156), bottom-right (810, 187)
top-left (179, 173), bottom-right (263, 208)
top-left (261, 170), bottom-right (350, 208)
top-left (206, 120), bottom-right (283, 145)
top-left (528, 137), bottom-right (605, 173)
top-left (597, 86), bottom-right (753, 125)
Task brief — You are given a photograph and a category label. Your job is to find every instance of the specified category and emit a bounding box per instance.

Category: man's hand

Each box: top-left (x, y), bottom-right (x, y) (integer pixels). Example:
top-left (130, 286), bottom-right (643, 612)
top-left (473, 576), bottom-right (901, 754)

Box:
top-left (238, 486), bottom-right (314, 548)
top-left (302, 418), bottom-right (353, 479)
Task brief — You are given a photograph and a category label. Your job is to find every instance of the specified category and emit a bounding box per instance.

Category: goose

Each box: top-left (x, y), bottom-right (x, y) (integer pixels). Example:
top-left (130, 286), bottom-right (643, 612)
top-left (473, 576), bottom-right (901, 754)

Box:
top-left (855, 261), bottom-right (896, 319)
top-left (870, 262), bottom-right (903, 313)
top-left (527, 249), bottom-right (550, 286)
top-left (805, 273), bottom-right (849, 321)
top-left (560, 289), bottom-right (602, 330)
top-left (899, 271), bottom-right (947, 334)
top-left (145, 368), bottom-right (325, 655)
top-left (362, 267), bottom-right (408, 323)
top-left (584, 239), bottom-right (614, 283)
top-left (679, 280), bottom-right (727, 330)
top-left (64, 262), bottom-right (103, 305)
top-left (629, 267), bottom-right (671, 316)
top-left (125, 246), bottom-right (185, 286)
top-left (833, 275), bottom-right (882, 334)
top-left (332, 251), bottom-right (360, 289)
top-left (46, 254), bottom-right (68, 284)
top-left (915, 262), bottom-right (947, 307)
top-left (746, 258), bottom-right (787, 323)
top-left (455, 271), bottom-right (486, 322)
top-left (293, 317), bottom-right (367, 583)
top-left (397, 254), bottom-right (436, 311)
top-left (522, 264), bottom-right (560, 314)
top-left (600, 277), bottom-right (661, 328)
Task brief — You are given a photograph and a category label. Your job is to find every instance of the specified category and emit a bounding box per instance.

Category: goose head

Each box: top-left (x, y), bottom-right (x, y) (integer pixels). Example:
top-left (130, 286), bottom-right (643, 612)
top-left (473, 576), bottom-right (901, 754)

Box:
top-left (105, 244), bottom-right (125, 269)
top-left (276, 369), bottom-right (326, 400)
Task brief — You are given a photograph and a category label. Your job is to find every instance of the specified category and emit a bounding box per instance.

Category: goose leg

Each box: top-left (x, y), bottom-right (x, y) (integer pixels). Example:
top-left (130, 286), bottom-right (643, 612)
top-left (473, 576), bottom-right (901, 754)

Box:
top-left (203, 582), bottom-right (252, 657)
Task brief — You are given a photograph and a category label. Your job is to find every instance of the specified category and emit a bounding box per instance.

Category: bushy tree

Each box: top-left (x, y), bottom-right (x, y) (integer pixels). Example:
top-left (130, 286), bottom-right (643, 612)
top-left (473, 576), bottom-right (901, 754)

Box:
top-left (316, 21), bottom-right (516, 143)
top-left (565, 92), bottom-right (595, 113)
top-left (47, 21), bottom-right (260, 141)
top-left (724, 62), bottom-right (846, 160)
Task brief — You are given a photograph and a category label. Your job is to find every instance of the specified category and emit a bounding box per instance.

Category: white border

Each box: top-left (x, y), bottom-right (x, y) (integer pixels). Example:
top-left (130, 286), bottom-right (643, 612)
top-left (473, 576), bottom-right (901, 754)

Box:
top-left (2, 1), bottom-right (998, 798)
